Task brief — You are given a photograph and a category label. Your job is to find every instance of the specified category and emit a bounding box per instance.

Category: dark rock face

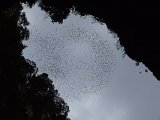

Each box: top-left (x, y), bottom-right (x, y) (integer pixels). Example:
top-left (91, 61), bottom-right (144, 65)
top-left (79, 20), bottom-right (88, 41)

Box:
top-left (70, 0), bottom-right (160, 80)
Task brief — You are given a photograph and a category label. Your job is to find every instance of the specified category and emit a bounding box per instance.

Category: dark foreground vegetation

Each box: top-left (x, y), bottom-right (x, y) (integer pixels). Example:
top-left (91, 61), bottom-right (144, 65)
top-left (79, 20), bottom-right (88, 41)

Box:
top-left (0, 1), bottom-right (70, 120)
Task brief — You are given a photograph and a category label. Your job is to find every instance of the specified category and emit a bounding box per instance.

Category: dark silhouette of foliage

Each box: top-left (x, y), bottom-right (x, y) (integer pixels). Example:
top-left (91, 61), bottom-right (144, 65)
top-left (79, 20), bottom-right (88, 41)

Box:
top-left (21, 0), bottom-right (37, 8)
top-left (0, 1), bottom-right (70, 120)
top-left (38, 0), bottom-right (73, 23)
top-left (25, 73), bottom-right (70, 120)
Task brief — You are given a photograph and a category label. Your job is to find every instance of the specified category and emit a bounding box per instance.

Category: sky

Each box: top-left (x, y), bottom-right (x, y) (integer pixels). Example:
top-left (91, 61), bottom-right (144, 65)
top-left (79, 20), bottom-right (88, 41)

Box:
top-left (23, 4), bottom-right (160, 120)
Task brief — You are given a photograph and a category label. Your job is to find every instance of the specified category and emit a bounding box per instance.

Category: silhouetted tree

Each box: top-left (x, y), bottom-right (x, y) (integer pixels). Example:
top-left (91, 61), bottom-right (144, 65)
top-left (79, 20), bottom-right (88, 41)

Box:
top-left (0, 1), bottom-right (70, 120)
top-left (24, 73), bottom-right (70, 120)
top-left (38, 0), bottom-right (73, 23)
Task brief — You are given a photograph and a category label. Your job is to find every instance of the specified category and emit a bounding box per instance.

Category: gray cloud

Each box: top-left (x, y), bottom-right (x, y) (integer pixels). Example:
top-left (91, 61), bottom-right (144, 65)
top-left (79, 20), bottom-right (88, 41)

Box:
top-left (68, 56), bottom-right (160, 120)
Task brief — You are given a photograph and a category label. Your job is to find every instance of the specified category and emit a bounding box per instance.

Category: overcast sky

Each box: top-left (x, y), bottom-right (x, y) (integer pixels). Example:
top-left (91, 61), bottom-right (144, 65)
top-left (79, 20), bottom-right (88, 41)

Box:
top-left (23, 4), bottom-right (160, 120)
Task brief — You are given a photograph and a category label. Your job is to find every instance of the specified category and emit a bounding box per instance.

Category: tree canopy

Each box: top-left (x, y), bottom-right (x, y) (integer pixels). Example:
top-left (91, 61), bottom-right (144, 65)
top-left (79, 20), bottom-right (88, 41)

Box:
top-left (0, 1), bottom-right (70, 120)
